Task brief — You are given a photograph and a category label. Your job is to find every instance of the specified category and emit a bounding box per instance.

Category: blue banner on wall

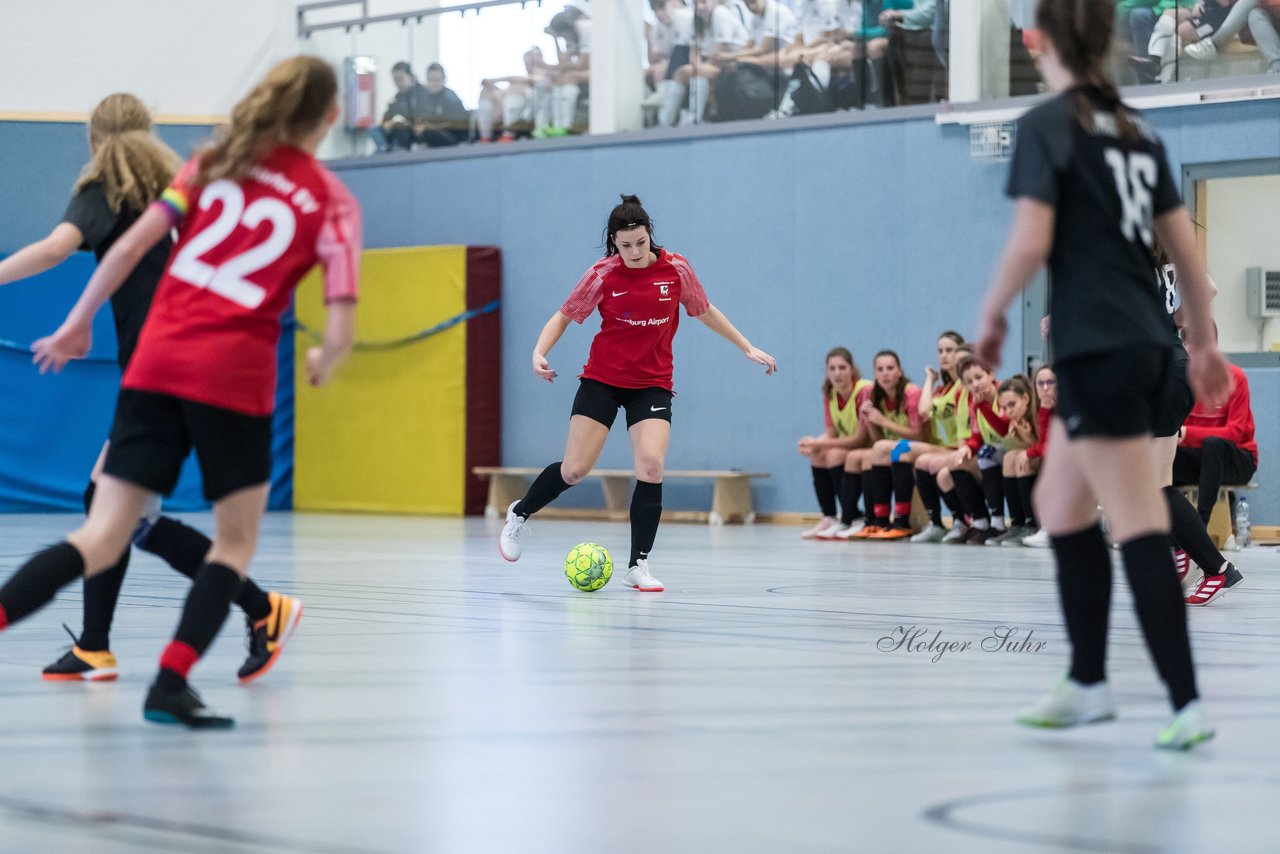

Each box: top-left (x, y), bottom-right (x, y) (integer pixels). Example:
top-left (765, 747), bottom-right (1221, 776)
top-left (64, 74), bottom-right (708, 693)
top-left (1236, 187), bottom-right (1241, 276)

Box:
top-left (0, 251), bottom-right (294, 513)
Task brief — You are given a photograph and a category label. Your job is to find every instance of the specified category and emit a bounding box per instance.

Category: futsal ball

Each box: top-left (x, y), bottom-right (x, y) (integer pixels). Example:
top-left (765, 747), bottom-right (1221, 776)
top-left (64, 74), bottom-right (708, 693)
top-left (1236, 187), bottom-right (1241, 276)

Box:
top-left (565, 543), bottom-right (613, 592)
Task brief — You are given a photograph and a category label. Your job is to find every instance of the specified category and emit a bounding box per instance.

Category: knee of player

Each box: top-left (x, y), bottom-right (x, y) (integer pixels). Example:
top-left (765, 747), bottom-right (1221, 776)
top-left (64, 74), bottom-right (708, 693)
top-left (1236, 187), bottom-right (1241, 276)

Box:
top-left (561, 463), bottom-right (592, 485)
top-left (634, 456), bottom-right (665, 482)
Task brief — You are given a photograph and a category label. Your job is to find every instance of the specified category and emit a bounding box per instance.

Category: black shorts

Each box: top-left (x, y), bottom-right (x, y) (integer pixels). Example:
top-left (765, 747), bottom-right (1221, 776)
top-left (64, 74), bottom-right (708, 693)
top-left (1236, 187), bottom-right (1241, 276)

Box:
top-left (1055, 346), bottom-right (1175, 439)
top-left (1152, 346), bottom-right (1194, 439)
top-left (103, 389), bottom-right (273, 503)
top-left (571, 378), bottom-right (672, 429)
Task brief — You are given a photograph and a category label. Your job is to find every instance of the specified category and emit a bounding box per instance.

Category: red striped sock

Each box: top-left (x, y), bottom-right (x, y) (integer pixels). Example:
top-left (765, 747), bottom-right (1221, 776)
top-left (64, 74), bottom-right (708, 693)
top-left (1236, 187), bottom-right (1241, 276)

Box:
top-left (0, 603), bottom-right (7, 630)
top-left (894, 502), bottom-right (912, 526)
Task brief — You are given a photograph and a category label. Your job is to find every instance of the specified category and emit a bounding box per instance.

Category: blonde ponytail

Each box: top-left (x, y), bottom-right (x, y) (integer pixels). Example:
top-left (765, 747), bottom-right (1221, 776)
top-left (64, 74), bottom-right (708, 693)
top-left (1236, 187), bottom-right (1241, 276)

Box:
top-left (197, 56), bottom-right (337, 186)
top-left (74, 93), bottom-right (181, 213)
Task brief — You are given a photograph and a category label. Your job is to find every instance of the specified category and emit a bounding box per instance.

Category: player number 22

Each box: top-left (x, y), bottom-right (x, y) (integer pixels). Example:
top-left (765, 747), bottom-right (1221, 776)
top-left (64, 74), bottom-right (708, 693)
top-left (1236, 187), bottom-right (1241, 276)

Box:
top-left (169, 180), bottom-right (297, 309)
top-left (1104, 148), bottom-right (1157, 247)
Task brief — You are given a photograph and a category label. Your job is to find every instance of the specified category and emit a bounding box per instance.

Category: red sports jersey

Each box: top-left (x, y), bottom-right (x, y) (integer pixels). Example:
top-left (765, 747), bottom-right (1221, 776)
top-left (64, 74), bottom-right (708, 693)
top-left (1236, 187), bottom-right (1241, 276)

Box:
top-left (560, 250), bottom-right (710, 391)
top-left (124, 147), bottom-right (361, 416)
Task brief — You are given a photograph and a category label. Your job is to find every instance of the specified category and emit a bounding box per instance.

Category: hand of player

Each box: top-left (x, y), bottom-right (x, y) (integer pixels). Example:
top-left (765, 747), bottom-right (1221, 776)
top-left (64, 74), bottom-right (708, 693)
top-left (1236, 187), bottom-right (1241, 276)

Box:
top-left (745, 346), bottom-right (777, 375)
top-left (533, 351), bottom-right (557, 382)
top-left (925, 365), bottom-right (938, 386)
top-left (1187, 345), bottom-right (1233, 410)
top-left (953, 446), bottom-right (972, 467)
top-left (974, 312), bottom-right (1007, 370)
top-left (305, 346), bottom-right (342, 387)
top-left (32, 320), bottom-right (91, 374)
top-left (798, 436), bottom-right (817, 455)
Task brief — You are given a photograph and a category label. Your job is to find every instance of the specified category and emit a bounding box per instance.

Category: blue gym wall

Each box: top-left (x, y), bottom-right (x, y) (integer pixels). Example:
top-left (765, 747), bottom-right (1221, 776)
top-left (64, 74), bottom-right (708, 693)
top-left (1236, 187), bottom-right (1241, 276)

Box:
top-left (1, 103), bottom-right (1277, 520)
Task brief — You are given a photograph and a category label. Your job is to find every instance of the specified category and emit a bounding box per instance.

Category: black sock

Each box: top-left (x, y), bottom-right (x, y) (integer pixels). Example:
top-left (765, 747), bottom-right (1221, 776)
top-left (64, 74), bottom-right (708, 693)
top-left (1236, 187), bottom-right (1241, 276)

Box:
top-left (1120, 533), bottom-right (1199, 711)
top-left (981, 470), bottom-right (1005, 527)
top-left (862, 471), bottom-right (878, 525)
top-left (890, 462), bottom-right (915, 529)
top-left (514, 462), bottom-right (572, 518)
top-left (1051, 525), bottom-right (1112, 685)
top-left (839, 470), bottom-right (863, 525)
top-left (0, 542), bottom-right (86, 628)
top-left (952, 470), bottom-right (987, 522)
top-left (868, 465), bottom-right (892, 527)
top-left (78, 479), bottom-right (128, 651)
top-left (138, 516), bottom-right (207, 577)
top-left (940, 487), bottom-right (966, 525)
top-left (79, 549), bottom-right (129, 651)
top-left (825, 466), bottom-right (845, 517)
top-left (1163, 485), bottom-right (1226, 576)
top-left (915, 469), bottom-right (942, 526)
top-left (1005, 476), bottom-right (1026, 528)
top-left (811, 465), bottom-right (837, 518)
top-left (1018, 475), bottom-right (1038, 528)
top-left (172, 563), bottom-right (243, 654)
top-left (139, 516), bottom-right (270, 620)
top-left (629, 480), bottom-right (662, 568)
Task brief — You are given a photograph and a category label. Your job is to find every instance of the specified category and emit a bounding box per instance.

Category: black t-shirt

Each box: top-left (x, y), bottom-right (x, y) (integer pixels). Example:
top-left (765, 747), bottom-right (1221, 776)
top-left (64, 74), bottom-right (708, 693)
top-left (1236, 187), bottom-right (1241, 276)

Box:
top-left (61, 182), bottom-right (172, 369)
top-left (1006, 90), bottom-right (1183, 362)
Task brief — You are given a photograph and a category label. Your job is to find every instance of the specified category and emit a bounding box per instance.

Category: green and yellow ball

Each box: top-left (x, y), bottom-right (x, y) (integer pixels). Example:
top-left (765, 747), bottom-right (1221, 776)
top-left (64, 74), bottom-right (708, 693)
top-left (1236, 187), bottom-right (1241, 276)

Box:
top-left (564, 543), bottom-right (613, 592)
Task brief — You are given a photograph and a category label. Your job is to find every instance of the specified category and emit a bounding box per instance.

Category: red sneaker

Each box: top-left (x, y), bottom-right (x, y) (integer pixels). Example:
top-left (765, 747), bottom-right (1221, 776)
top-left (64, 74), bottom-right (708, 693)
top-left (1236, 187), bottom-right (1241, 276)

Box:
top-left (1185, 573), bottom-right (1227, 606)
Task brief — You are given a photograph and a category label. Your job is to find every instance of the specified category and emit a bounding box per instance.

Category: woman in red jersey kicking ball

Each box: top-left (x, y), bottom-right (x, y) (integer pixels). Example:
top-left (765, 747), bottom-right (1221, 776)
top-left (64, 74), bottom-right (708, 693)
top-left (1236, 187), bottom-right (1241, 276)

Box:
top-left (500, 195), bottom-right (777, 591)
top-left (0, 56), bottom-right (361, 729)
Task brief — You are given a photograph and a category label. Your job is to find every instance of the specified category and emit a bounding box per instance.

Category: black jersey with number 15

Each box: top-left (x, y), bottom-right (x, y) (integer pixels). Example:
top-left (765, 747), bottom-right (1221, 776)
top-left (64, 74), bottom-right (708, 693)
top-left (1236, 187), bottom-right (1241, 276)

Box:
top-left (1006, 89), bottom-right (1183, 363)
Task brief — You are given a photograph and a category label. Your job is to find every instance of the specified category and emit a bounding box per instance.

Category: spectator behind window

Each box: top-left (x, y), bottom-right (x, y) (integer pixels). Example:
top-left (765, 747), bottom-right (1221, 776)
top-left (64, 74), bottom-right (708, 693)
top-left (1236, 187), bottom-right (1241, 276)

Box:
top-left (374, 61), bottom-right (430, 152)
top-left (417, 63), bottom-right (470, 147)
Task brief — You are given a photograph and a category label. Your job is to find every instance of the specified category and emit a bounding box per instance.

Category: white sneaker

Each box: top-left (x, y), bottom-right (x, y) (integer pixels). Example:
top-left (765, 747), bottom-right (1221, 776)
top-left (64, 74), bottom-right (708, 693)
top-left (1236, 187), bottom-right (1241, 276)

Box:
top-left (1156, 700), bottom-right (1214, 750)
top-left (622, 559), bottom-right (664, 592)
top-left (499, 501), bottom-right (527, 562)
top-left (1016, 677), bottom-right (1116, 728)
top-left (941, 523), bottom-right (968, 544)
top-left (1184, 39), bottom-right (1217, 61)
top-left (1021, 528), bottom-right (1052, 548)
top-left (801, 516), bottom-right (840, 539)
top-left (834, 519), bottom-right (868, 540)
top-left (910, 522), bottom-right (946, 543)
top-left (816, 523), bottom-right (851, 540)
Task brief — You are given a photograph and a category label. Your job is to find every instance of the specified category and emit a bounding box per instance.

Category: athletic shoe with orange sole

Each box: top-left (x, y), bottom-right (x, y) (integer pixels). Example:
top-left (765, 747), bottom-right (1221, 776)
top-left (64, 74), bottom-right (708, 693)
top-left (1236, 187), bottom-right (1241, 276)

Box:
top-left (238, 592), bottom-right (303, 683)
top-left (848, 525), bottom-right (885, 540)
top-left (869, 526), bottom-right (913, 540)
top-left (43, 634), bottom-right (118, 682)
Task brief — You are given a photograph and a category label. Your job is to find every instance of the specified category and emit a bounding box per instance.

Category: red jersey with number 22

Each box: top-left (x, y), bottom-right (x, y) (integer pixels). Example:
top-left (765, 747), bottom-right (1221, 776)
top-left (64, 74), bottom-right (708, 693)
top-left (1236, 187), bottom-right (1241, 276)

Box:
top-left (124, 146), bottom-right (361, 416)
top-left (560, 250), bottom-right (710, 391)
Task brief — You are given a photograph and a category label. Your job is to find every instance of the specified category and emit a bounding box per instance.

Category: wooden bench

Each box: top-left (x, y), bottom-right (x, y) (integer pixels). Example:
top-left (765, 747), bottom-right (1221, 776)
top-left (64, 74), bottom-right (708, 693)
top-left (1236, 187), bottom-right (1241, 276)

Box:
top-left (1177, 482), bottom-right (1257, 549)
top-left (472, 467), bottom-right (769, 525)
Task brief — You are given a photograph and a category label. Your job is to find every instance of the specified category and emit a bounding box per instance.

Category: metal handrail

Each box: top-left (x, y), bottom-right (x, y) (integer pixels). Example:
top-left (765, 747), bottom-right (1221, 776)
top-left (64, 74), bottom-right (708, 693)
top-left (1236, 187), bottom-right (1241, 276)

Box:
top-left (298, 0), bottom-right (544, 37)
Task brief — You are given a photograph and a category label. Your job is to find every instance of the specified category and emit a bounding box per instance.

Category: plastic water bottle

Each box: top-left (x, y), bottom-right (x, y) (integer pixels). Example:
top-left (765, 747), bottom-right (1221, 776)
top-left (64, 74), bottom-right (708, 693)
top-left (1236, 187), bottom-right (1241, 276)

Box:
top-left (1236, 498), bottom-right (1251, 550)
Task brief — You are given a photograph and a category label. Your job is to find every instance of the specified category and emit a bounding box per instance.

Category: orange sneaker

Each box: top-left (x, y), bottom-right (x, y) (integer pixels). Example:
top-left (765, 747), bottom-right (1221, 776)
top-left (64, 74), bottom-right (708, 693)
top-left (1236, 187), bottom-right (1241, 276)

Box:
top-left (849, 525), bottom-right (884, 540)
top-left (870, 526), bottom-right (913, 540)
top-left (237, 592), bottom-right (303, 683)
top-left (43, 637), bottom-right (118, 682)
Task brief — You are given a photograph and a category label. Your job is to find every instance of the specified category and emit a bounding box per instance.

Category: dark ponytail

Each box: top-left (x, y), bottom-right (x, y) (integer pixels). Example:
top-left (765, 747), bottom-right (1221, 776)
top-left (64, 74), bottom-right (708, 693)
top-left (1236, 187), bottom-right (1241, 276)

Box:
top-left (603, 194), bottom-right (663, 257)
top-left (1036, 0), bottom-right (1141, 142)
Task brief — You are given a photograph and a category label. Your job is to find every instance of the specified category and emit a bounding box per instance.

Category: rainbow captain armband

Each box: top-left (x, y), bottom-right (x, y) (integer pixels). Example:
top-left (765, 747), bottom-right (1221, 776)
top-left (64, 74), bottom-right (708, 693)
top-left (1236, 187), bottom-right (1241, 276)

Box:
top-left (155, 186), bottom-right (190, 227)
top-left (890, 439), bottom-right (912, 463)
